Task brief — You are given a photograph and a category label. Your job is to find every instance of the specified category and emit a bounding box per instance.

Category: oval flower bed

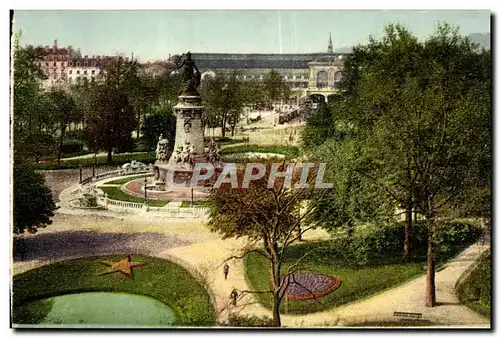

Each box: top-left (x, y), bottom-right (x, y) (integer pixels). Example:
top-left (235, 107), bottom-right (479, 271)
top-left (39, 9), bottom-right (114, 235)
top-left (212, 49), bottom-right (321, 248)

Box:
top-left (273, 272), bottom-right (342, 301)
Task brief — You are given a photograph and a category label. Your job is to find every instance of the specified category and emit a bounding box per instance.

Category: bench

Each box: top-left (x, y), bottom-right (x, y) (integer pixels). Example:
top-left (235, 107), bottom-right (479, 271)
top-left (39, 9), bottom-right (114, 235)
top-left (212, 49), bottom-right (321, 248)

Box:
top-left (393, 311), bottom-right (423, 320)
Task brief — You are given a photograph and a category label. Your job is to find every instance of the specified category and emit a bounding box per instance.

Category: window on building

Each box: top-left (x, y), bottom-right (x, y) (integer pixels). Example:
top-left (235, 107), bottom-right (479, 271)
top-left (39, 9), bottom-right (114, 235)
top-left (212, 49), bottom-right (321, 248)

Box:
top-left (69, 70), bottom-right (72, 74)
top-left (77, 70), bottom-right (80, 75)
top-left (316, 71), bottom-right (328, 89)
top-left (84, 62), bottom-right (88, 67)
top-left (91, 70), bottom-right (95, 75)
top-left (84, 70), bottom-right (88, 75)
top-left (45, 62), bottom-right (49, 67)
top-left (91, 76), bottom-right (95, 82)
top-left (76, 62), bottom-right (80, 67)
top-left (69, 62), bottom-right (73, 66)
top-left (333, 71), bottom-right (343, 89)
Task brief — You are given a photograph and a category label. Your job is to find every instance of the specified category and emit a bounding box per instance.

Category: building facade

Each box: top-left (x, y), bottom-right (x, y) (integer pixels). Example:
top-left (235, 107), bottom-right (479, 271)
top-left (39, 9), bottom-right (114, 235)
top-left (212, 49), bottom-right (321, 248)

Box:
top-left (66, 55), bottom-right (117, 86)
top-left (38, 40), bottom-right (72, 88)
top-left (186, 37), bottom-right (349, 103)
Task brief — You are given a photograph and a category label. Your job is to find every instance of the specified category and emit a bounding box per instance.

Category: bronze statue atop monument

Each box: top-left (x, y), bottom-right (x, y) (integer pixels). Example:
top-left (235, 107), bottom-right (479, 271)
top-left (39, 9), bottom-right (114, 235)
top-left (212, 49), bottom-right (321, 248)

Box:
top-left (176, 51), bottom-right (202, 97)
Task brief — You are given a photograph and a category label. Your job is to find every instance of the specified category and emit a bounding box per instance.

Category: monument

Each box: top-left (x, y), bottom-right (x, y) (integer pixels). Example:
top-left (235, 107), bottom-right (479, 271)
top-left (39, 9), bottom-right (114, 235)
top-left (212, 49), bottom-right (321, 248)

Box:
top-left (152, 52), bottom-right (222, 190)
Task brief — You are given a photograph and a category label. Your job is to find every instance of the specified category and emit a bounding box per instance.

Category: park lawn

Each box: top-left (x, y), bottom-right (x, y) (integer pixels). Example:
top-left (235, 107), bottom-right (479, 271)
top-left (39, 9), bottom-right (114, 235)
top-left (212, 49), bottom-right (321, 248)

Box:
top-left (12, 255), bottom-right (216, 327)
top-left (244, 248), bottom-right (424, 315)
top-left (99, 186), bottom-right (168, 207)
top-left (457, 252), bottom-right (491, 319)
top-left (104, 173), bottom-right (153, 185)
top-left (37, 152), bottom-right (157, 170)
top-left (221, 144), bottom-right (299, 158)
top-left (180, 201), bottom-right (211, 208)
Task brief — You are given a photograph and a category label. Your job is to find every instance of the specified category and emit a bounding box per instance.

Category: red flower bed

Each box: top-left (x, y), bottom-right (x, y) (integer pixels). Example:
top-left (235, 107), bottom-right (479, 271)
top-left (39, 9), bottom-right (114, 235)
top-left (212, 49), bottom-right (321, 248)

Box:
top-left (272, 272), bottom-right (342, 301)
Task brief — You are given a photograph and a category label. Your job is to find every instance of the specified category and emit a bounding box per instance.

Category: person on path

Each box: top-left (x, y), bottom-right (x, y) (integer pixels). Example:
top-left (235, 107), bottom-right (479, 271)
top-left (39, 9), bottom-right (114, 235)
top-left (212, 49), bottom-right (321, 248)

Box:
top-left (230, 288), bottom-right (238, 306)
top-left (223, 263), bottom-right (229, 280)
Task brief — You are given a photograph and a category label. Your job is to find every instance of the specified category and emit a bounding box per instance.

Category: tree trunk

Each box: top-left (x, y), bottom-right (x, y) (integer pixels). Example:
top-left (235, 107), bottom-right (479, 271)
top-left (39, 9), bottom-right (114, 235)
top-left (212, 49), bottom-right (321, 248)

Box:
top-left (136, 108), bottom-right (141, 139)
top-left (221, 118), bottom-right (226, 138)
top-left (272, 294), bottom-right (282, 327)
top-left (403, 204), bottom-right (412, 262)
top-left (265, 236), bottom-right (282, 327)
top-left (107, 148), bottom-right (113, 163)
top-left (57, 123), bottom-right (67, 165)
top-left (425, 223), bottom-right (436, 307)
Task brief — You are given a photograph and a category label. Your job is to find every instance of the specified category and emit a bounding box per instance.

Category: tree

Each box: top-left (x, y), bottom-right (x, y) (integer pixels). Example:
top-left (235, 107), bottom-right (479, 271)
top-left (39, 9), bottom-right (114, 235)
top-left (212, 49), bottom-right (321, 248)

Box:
top-left (13, 156), bottom-right (57, 235)
top-left (300, 23), bottom-right (491, 307)
top-left (87, 88), bottom-right (137, 162)
top-left (86, 57), bottom-right (138, 162)
top-left (46, 88), bottom-right (79, 163)
top-left (201, 72), bottom-right (244, 138)
top-left (141, 105), bottom-right (176, 151)
top-left (12, 30), bottom-right (53, 164)
top-left (207, 160), bottom-right (329, 327)
top-left (263, 70), bottom-right (290, 106)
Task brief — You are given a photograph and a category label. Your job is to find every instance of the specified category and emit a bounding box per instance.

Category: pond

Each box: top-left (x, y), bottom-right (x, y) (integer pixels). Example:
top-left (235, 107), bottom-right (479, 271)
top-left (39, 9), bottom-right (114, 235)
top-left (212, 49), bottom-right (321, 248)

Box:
top-left (17, 292), bottom-right (177, 327)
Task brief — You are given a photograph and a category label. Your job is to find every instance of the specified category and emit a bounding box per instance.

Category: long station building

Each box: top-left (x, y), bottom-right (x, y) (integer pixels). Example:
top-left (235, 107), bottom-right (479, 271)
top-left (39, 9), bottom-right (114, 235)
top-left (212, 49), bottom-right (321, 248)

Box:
top-left (190, 35), bottom-right (349, 103)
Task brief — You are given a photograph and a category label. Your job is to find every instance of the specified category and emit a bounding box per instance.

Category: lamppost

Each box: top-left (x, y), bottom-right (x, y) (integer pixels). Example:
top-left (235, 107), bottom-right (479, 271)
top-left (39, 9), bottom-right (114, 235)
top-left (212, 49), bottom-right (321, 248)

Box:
top-left (144, 177), bottom-right (148, 201)
top-left (92, 153), bottom-right (96, 177)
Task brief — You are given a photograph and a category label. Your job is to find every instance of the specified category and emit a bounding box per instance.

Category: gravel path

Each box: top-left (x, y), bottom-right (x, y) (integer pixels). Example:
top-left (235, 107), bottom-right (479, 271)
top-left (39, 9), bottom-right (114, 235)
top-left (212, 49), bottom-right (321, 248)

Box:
top-left (39, 166), bottom-right (117, 203)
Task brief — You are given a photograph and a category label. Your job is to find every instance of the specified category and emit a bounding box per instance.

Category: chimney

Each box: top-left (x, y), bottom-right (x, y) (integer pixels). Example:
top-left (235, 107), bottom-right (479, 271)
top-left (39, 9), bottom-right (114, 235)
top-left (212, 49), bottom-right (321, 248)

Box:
top-left (84, 55), bottom-right (88, 59)
top-left (54, 39), bottom-right (58, 48)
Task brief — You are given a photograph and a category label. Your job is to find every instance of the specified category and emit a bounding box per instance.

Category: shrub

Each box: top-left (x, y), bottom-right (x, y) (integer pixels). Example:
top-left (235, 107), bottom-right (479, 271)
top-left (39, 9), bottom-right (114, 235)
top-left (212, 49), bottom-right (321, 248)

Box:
top-left (60, 140), bottom-right (83, 154)
top-left (329, 221), bottom-right (404, 265)
top-left (328, 219), bottom-right (482, 265)
top-left (456, 252), bottom-right (491, 318)
top-left (175, 296), bottom-right (215, 326)
top-left (221, 314), bottom-right (274, 327)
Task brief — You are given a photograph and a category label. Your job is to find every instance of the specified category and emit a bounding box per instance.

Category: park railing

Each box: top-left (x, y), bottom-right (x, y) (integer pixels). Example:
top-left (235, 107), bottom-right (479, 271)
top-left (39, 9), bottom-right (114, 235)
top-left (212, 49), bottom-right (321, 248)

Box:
top-left (75, 165), bottom-right (208, 218)
top-left (92, 192), bottom-right (208, 218)
top-left (80, 166), bottom-right (154, 187)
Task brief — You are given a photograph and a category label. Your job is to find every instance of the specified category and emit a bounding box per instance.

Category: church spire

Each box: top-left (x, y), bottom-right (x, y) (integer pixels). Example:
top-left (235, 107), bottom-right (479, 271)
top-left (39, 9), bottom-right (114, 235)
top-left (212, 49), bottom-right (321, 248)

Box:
top-left (327, 33), bottom-right (333, 53)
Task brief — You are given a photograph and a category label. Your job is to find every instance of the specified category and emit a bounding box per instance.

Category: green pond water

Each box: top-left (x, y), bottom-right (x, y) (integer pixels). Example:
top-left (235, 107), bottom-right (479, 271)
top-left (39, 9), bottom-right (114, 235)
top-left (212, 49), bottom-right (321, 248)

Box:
top-left (18, 292), bottom-right (177, 327)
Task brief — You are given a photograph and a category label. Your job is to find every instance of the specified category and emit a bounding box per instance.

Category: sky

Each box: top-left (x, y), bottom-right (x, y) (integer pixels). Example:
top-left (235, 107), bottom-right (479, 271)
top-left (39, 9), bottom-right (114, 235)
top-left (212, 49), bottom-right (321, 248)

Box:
top-left (12, 10), bottom-right (491, 61)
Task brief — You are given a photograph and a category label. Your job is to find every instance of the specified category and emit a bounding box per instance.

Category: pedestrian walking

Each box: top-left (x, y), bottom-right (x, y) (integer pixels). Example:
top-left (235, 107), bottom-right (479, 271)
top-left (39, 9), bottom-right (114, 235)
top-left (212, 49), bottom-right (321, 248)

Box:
top-left (223, 263), bottom-right (229, 280)
top-left (230, 289), bottom-right (238, 306)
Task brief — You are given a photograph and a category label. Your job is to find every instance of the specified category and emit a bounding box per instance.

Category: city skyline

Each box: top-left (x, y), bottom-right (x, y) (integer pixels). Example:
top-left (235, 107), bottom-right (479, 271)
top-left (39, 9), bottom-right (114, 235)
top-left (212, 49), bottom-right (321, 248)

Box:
top-left (13, 10), bottom-right (491, 61)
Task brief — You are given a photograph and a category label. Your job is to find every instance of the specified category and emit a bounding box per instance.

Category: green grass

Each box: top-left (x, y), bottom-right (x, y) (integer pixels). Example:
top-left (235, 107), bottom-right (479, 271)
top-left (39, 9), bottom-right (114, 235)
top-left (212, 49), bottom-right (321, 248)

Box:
top-left (37, 152), bottom-right (157, 170)
top-left (180, 201), bottom-right (211, 208)
top-left (244, 246), bottom-right (424, 315)
top-left (221, 144), bottom-right (299, 158)
top-left (12, 255), bottom-right (216, 327)
top-left (99, 186), bottom-right (168, 207)
top-left (243, 229), bottom-right (481, 316)
top-left (457, 252), bottom-right (491, 319)
top-left (104, 173), bottom-right (153, 185)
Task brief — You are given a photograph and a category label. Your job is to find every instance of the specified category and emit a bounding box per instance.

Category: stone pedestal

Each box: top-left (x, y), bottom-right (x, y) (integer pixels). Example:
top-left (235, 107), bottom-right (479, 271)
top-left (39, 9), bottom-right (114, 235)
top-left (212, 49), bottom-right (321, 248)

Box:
top-left (153, 94), bottom-right (223, 191)
top-left (169, 95), bottom-right (207, 164)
